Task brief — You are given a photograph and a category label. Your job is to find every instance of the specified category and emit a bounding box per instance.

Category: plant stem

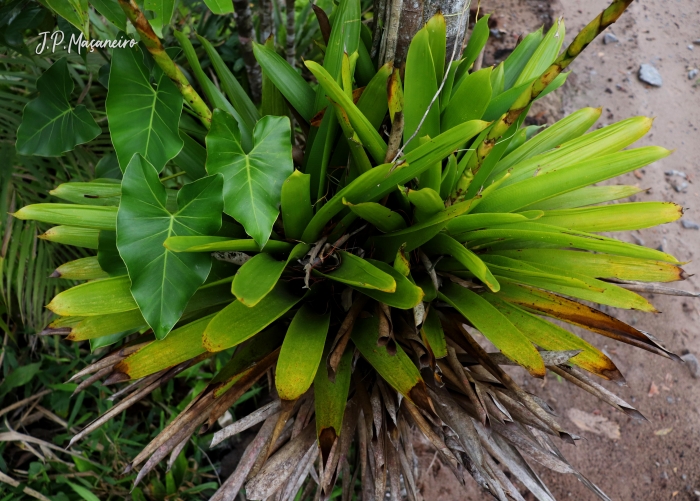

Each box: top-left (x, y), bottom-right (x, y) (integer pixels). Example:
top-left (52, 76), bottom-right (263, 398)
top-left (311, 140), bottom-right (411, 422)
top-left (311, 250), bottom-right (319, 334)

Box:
top-left (117, 0), bottom-right (212, 129)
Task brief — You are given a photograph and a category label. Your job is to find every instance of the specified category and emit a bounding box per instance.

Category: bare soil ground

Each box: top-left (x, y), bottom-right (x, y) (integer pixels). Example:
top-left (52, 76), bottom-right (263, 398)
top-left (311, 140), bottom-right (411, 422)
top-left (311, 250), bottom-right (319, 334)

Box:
top-left (417, 1), bottom-right (700, 499)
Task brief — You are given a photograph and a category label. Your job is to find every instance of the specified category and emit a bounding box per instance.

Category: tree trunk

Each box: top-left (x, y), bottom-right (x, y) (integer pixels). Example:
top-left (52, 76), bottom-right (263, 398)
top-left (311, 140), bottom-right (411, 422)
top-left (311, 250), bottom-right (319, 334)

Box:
top-left (377, 0), bottom-right (472, 69)
top-left (232, 0), bottom-right (262, 102)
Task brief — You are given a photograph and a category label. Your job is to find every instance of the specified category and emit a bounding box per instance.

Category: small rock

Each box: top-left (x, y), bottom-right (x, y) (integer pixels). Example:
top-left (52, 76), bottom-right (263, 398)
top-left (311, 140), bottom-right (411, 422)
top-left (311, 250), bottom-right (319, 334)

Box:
top-left (680, 353), bottom-right (700, 378)
top-left (689, 45), bottom-right (695, 51)
top-left (639, 64), bottom-right (663, 87)
top-left (671, 180), bottom-right (689, 193)
top-left (690, 69), bottom-right (699, 80)
top-left (604, 32), bottom-right (619, 44)
top-left (665, 169), bottom-right (688, 179)
top-left (694, 39), bottom-right (700, 45)
top-left (489, 28), bottom-right (501, 38)
top-left (666, 396), bottom-right (674, 404)
top-left (681, 220), bottom-right (700, 230)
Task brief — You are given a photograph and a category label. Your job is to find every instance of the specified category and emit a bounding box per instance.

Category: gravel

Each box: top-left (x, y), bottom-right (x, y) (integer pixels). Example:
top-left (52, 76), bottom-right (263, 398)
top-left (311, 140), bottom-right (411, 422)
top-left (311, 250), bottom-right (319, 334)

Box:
top-left (604, 32), bottom-right (619, 44)
top-left (680, 353), bottom-right (700, 378)
top-left (690, 69), bottom-right (699, 80)
top-left (681, 220), bottom-right (700, 230)
top-left (639, 64), bottom-right (663, 86)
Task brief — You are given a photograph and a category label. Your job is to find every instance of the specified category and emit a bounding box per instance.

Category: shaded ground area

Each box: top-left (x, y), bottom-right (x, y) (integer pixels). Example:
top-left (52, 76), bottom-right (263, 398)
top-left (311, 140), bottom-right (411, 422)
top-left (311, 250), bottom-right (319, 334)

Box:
top-left (417, 0), bottom-right (700, 499)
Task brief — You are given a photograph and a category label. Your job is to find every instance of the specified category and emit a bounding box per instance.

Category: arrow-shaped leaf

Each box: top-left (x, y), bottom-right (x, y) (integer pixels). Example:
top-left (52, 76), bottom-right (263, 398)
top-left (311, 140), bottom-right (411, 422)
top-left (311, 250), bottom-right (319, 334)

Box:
top-left (16, 58), bottom-right (100, 156)
top-left (117, 155), bottom-right (223, 339)
top-left (206, 110), bottom-right (294, 248)
top-left (106, 43), bottom-right (183, 172)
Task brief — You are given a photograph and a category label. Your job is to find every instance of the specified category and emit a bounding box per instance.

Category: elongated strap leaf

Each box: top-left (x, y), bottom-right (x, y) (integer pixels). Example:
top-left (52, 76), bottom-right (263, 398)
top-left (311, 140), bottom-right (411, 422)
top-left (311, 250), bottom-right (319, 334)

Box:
top-left (439, 282), bottom-right (545, 377)
top-left (203, 283), bottom-right (304, 352)
top-left (343, 199), bottom-right (406, 233)
top-left (474, 147), bottom-right (670, 214)
top-left (421, 306), bottom-right (447, 359)
top-left (496, 282), bottom-right (680, 361)
top-left (14, 204), bottom-right (117, 230)
top-left (50, 181), bottom-right (121, 207)
top-left (281, 170), bottom-right (314, 241)
top-left (39, 226), bottom-right (99, 249)
top-left (367, 200), bottom-right (473, 261)
top-left (423, 233), bottom-right (499, 292)
top-left (253, 42), bottom-right (315, 121)
top-left (522, 185), bottom-right (644, 211)
top-left (301, 120), bottom-right (489, 242)
top-left (316, 251), bottom-right (396, 292)
top-left (315, 345), bottom-right (352, 450)
top-left (352, 316), bottom-right (433, 411)
top-left (47, 276), bottom-right (136, 316)
top-left (16, 58), bottom-right (100, 156)
top-left (106, 43), bottom-right (183, 172)
top-left (53, 257), bottom-right (109, 281)
top-left (492, 249), bottom-right (685, 283)
top-left (534, 202), bottom-right (682, 232)
top-left (114, 315), bottom-right (213, 380)
top-left (445, 213), bottom-right (539, 234)
top-left (277, 305), bottom-right (330, 401)
top-left (483, 295), bottom-right (622, 381)
top-left (164, 236), bottom-right (294, 254)
top-left (305, 60), bottom-right (387, 163)
top-left (206, 110), bottom-right (293, 248)
top-left (232, 244), bottom-right (309, 307)
top-left (358, 260), bottom-right (424, 309)
top-left (441, 67), bottom-right (492, 132)
top-left (117, 155), bottom-right (223, 339)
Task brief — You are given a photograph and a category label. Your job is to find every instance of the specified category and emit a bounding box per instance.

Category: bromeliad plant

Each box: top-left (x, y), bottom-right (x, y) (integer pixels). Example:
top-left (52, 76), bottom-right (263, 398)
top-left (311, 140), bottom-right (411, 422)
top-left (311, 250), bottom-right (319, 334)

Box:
top-left (11, 0), bottom-right (696, 499)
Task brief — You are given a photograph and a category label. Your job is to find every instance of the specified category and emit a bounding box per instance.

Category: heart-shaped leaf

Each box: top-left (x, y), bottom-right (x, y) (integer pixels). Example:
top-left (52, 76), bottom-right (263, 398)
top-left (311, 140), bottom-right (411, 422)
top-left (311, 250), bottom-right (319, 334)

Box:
top-left (117, 154), bottom-right (223, 339)
top-left (106, 43), bottom-right (183, 172)
top-left (206, 110), bottom-right (293, 248)
top-left (16, 58), bottom-right (100, 156)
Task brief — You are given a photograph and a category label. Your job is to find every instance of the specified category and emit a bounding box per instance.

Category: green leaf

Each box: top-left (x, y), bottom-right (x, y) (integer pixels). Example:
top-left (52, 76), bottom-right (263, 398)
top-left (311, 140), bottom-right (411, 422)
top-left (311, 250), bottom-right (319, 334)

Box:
top-left (277, 305), bottom-right (330, 401)
top-left (356, 62), bottom-right (392, 129)
top-left (206, 111), bottom-right (293, 248)
top-left (314, 344), bottom-right (352, 447)
top-left (65, 480), bottom-right (100, 501)
top-left (197, 34), bottom-right (259, 129)
top-left (421, 307), bottom-right (446, 359)
top-left (253, 42), bottom-right (315, 121)
top-left (535, 202), bottom-right (682, 232)
top-left (406, 187), bottom-right (443, 222)
top-left (315, 251), bottom-right (396, 292)
top-left (145, 0), bottom-right (175, 37)
top-left (359, 260), bottom-right (424, 309)
top-left (403, 26), bottom-right (440, 154)
top-left (62, 310), bottom-right (146, 341)
top-left (514, 19), bottom-right (565, 86)
top-left (503, 28), bottom-right (543, 89)
top-left (439, 282), bottom-right (545, 377)
top-left (97, 230), bottom-right (127, 276)
top-left (16, 58), bottom-right (100, 156)
top-left (342, 199), bottom-right (406, 233)
top-left (305, 60), bottom-right (387, 163)
top-left (13, 204), bottom-right (117, 230)
top-left (231, 244), bottom-right (309, 307)
top-left (367, 200), bottom-right (473, 261)
top-left (281, 170), bottom-right (314, 241)
top-left (173, 132), bottom-right (208, 181)
top-left (47, 276), bottom-right (137, 316)
top-left (107, 42), bottom-right (183, 172)
top-left (0, 362), bottom-right (41, 398)
top-left (53, 256), bottom-right (109, 280)
top-left (302, 120), bottom-right (489, 242)
top-left (203, 283), bottom-right (304, 352)
top-left (423, 233), bottom-right (500, 292)
top-left (441, 67), bottom-right (492, 131)
top-left (492, 249), bottom-right (685, 283)
top-left (43, 0), bottom-right (88, 36)
top-left (39, 226), bottom-right (99, 249)
top-left (352, 315), bottom-right (431, 407)
top-left (116, 315), bottom-right (213, 380)
top-left (202, 0), bottom-right (233, 14)
top-left (474, 147), bottom-right (671, 214)
top-left (524, 185), bottom-right (644, 211)
top-left (90, 0), bottom-right (127, 31)
top-left (426, 13), bottom-right (446, 84)
top-left (483, 294), bottom-right (621, 380)
top-left (460, 14), bottom-right (490, 74)
top-left (117, 155), bottom-right (223, 339)
top-left (50, 181), bottom-right (121, 206)
top-left (164, 236), bottom-right (294, 253)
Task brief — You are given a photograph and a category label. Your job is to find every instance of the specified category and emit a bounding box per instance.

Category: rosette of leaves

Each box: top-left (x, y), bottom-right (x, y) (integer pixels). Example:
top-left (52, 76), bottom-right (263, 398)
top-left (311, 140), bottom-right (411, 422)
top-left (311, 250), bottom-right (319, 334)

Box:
top-left (13, 0), bottom-right (698, 499)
